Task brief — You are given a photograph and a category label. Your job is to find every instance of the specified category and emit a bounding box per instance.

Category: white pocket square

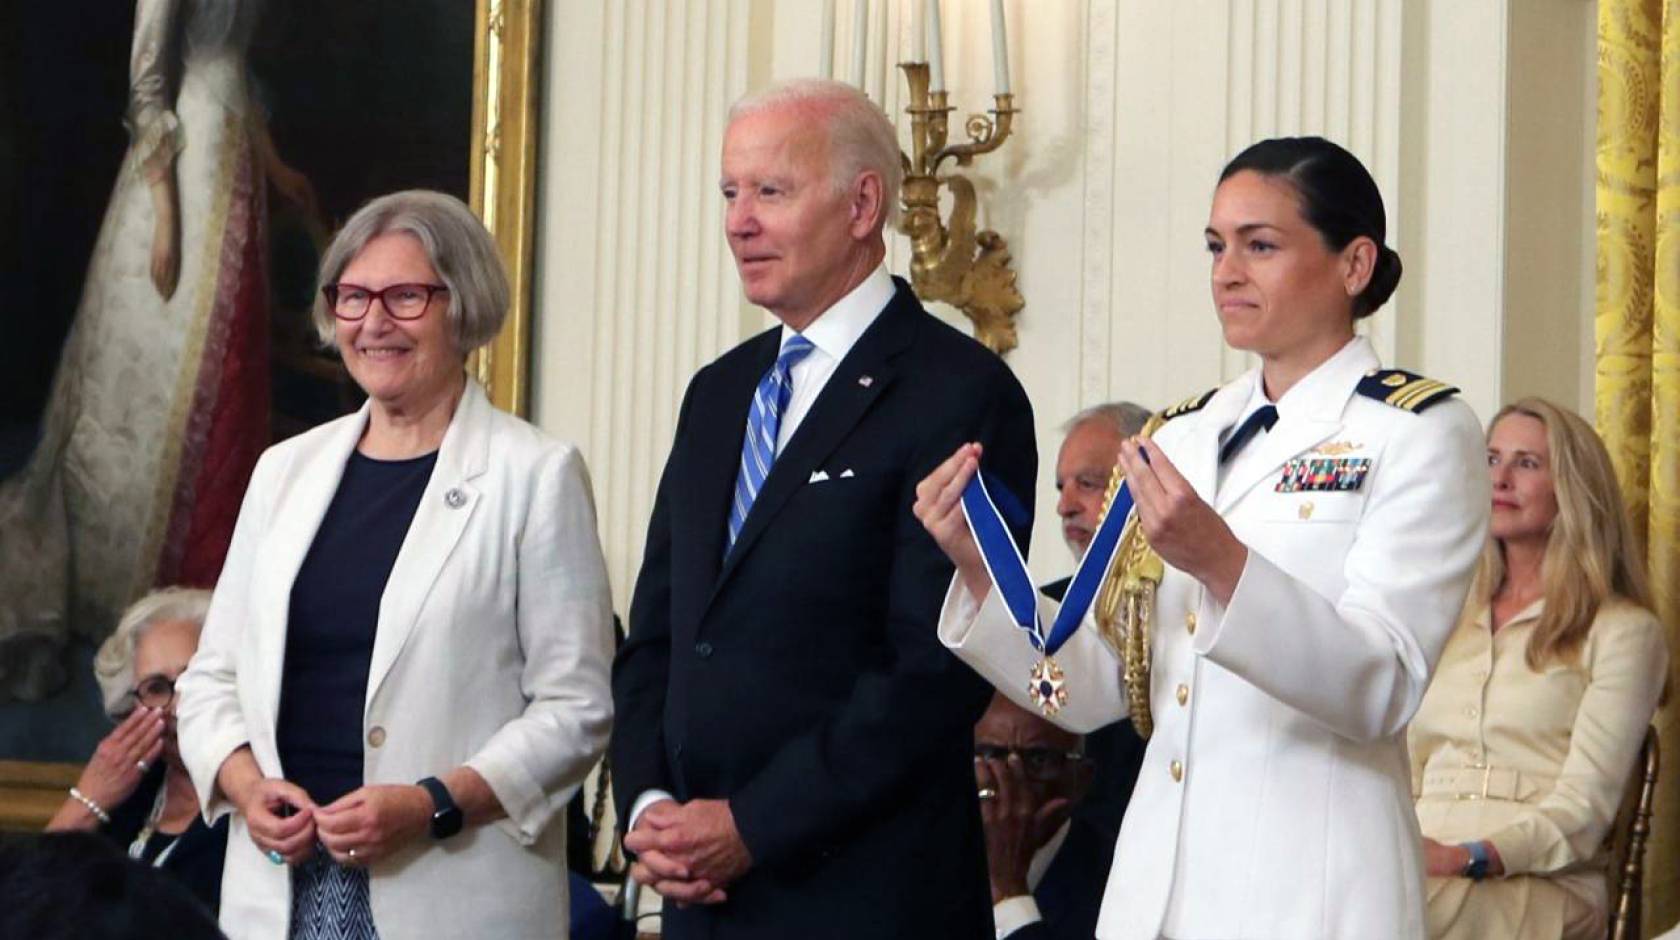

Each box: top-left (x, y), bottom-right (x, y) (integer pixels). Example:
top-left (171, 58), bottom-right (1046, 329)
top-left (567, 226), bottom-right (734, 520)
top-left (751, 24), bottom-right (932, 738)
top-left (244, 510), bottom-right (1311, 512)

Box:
top-left (839, 469), bottom-right (855, 478)
top-left (808, 470), bottom-right (831, 484)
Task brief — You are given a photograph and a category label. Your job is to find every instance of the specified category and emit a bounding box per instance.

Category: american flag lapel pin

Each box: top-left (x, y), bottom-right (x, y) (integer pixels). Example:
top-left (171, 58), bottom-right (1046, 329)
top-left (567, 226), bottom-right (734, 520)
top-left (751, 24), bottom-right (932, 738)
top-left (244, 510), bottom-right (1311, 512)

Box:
top-left (858, 374), bottom-right (873, 388)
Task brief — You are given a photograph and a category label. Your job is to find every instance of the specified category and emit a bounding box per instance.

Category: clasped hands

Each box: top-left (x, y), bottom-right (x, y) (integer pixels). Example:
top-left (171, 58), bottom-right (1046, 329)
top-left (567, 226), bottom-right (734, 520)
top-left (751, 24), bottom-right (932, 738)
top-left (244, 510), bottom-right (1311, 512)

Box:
top-left (913, 439), bottom-right (1248, 605)
top-left (240, 779), bottom-right (431, 868)
top-left (625, 798), bottom-right (752, 905)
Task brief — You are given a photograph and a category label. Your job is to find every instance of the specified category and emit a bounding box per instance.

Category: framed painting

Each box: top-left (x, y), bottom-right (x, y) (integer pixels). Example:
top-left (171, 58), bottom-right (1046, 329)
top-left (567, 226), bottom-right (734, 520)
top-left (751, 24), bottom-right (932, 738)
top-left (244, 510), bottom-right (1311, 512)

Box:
top-left (0, 0), bottom-right (540, 830)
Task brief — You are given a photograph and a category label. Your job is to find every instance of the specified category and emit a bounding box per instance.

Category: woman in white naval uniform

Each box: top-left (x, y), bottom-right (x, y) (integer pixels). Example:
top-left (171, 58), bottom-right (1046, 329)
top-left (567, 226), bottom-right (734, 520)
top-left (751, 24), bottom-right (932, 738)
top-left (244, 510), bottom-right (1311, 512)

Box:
top-left (915, 137), bottom-right (1491, 939)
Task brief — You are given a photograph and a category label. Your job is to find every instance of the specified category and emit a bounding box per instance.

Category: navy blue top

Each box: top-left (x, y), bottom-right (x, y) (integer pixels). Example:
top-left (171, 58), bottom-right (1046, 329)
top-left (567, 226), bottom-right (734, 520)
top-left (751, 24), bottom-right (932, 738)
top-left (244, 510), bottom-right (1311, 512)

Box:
top-left (276, 449), bottom-right (437, 806)
top-left (104, 763), bottom-right (229, 916)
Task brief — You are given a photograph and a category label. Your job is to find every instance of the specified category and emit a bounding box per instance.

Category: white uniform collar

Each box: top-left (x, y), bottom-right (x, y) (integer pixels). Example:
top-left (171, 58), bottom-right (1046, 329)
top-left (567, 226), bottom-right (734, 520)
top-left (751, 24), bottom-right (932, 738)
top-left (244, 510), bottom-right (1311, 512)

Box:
top-left (1268, 334), bottom-right (1380, 421)
top-left (780, 264), bottom-right (894, 360)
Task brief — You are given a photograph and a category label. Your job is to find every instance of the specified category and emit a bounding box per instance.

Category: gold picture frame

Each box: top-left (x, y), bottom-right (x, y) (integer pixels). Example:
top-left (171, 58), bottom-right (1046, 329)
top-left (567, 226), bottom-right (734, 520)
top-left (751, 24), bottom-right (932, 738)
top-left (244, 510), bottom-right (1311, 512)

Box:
top-left (470, 0), bottom-right (543, 417)
top-left (0, 0), bottom-right (544, 833)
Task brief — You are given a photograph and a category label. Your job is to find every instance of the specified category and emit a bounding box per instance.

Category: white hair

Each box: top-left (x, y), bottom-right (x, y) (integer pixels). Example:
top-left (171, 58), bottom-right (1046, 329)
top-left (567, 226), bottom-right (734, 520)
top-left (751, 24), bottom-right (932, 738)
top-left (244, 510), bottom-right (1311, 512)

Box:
top-left (1061, 401), bottom-right (1153, 439)
top-left (729, 78), bottom-right (903, 229)
top-left (92, 587), bottom-right (211, 718)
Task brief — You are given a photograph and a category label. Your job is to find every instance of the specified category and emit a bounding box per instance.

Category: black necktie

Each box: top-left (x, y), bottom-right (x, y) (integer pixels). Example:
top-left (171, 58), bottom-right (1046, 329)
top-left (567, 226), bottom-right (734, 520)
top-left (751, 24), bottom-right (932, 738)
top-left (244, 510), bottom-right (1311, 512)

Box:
top-left (1219, 405), bottom-right (1278, 465)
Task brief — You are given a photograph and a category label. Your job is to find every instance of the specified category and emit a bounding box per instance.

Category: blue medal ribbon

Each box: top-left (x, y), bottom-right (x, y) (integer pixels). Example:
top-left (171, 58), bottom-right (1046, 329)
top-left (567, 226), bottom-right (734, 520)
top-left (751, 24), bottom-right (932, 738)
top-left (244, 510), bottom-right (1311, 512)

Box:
top-left (959, 469), bottom-right (1135, 657)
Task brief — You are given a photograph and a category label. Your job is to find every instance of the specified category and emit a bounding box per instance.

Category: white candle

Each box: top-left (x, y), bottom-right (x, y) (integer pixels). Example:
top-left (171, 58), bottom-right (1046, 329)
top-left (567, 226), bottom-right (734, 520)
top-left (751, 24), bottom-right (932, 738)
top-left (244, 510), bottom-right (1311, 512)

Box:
top-left (990, 0), bottom-right (1010, 95)
top-left (926, 0), bottom-right (945, 91)
top-left (851, 0), bottom-right (868, 87)
top-left (820, 0), bottom-right (835, 78)
top-left (911, 0), bottom-right (924, 64)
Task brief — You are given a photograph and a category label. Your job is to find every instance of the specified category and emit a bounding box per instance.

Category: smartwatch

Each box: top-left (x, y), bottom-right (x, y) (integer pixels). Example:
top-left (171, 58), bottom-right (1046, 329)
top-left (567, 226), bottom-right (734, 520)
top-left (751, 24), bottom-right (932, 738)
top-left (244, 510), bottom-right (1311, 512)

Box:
top-left (1459, 841), bottom-right (1489, 881)
top-left (418, 776), bottom-right (464, 840)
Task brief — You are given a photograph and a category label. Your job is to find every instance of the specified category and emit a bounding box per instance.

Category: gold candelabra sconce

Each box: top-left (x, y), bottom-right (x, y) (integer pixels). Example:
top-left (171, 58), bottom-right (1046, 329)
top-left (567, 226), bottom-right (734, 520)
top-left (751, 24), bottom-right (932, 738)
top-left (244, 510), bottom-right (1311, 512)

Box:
top-left (898, 62), bottom-right (1023, 355)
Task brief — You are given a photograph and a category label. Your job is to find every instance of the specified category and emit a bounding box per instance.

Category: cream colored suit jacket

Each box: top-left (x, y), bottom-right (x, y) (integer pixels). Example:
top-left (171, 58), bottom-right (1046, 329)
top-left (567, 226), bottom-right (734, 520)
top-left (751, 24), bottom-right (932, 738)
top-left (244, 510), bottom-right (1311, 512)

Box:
top-left (176, 381), bottom-right (614, 939)
top-left (942, 338), bottom-right (1490, 939)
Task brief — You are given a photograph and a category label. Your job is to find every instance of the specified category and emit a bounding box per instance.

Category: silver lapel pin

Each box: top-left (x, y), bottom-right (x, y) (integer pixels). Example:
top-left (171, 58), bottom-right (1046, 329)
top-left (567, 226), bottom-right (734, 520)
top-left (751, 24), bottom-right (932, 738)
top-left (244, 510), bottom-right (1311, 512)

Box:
top-left (858, 375), bottom-right (874, 388)
top-left (444, 487), bottom-right (467, 509)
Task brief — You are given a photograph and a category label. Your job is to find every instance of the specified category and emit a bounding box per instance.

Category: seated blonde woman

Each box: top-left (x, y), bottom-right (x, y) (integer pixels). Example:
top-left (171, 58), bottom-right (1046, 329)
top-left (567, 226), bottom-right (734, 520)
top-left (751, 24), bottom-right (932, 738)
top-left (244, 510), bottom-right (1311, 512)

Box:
top-left (1409, 397), bottom-right (1669, 939)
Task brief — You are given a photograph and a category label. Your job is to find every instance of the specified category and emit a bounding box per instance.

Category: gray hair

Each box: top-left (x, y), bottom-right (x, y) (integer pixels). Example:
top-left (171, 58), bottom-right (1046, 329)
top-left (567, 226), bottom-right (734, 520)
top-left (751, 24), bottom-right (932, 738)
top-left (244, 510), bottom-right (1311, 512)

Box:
top-left (93, 587), bottom-right (212, 719)
top-left (729, 78), bottom-right (903, 229)
top-left (1061, 401), bottom-right (1153, 439)
top-left (312, 190), bottom-right (511, 353)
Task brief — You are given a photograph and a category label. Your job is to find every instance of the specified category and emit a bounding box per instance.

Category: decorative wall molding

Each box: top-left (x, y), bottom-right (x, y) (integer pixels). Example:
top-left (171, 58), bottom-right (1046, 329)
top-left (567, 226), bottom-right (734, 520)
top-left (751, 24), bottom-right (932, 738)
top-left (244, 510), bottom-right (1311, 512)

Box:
top-left (537, 0), bottom-right (753, 613)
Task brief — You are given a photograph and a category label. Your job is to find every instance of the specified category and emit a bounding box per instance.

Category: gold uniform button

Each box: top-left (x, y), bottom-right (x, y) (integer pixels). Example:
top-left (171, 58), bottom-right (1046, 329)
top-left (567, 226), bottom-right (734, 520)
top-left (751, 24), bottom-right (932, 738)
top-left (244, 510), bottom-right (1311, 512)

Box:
top-left (1298, 500), bottom-right (1315, 520)
top-left (367, 726), bottom-right (387, 748)
top-left (1184, 612), bottom-right (1197, 635)
top-left (1170, 760), bottom-right (1184, 782)
top-left (1176, 683), bottom-right (1189, 706)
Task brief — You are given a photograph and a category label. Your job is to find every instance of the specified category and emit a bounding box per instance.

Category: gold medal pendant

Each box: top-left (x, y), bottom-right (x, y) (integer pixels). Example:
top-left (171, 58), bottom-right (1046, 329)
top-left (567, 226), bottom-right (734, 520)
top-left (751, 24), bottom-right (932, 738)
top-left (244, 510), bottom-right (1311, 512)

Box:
top-left (1028, 657), bottom-right (1068, 717)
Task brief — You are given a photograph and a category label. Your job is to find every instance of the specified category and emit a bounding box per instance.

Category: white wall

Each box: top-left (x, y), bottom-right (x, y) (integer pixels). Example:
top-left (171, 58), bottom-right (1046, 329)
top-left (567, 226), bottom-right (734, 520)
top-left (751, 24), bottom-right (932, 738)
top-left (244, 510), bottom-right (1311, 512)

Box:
top-left (534, 0), bottom-right (1598, 606)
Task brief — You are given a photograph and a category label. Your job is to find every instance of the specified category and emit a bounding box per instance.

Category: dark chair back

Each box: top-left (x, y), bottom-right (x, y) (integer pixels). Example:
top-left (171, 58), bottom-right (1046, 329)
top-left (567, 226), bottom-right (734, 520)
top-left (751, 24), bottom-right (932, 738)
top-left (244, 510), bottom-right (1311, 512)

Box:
top-left (1607, 726), bottom-right (1660, 940)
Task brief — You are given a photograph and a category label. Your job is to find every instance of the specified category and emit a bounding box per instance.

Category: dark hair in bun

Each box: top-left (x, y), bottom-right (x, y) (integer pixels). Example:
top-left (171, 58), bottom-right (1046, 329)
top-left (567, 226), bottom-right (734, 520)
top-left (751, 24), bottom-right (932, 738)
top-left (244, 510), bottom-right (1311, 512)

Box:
top-left (1219, 136), bottom-right (1401, 319)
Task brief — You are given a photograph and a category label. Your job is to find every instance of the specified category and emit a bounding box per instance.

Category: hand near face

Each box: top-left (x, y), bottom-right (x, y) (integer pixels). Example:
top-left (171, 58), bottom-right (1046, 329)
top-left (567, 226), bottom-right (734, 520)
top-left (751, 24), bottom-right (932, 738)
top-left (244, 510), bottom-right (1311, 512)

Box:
top-left (239, 778), bottom-right (319, 866)
top-left (913, 443), bottom-right (992, 601)
top-left (76, 706), bottom-right (167, 812)
top-left (976, 753), bottom-right (1071, 905)
top-left (314, 784), bottom-right (433, 867)
top-left (624, 798), bottom-right (748, 905)
top-left (1116, 437), bottom-right (1248, 605)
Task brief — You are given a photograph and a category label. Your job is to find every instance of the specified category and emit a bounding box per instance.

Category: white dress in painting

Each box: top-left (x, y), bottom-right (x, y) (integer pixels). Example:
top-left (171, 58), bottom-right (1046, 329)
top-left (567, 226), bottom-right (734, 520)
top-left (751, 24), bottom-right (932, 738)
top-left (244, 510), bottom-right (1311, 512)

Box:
top-left (0, 0), bottom-right (273, 700)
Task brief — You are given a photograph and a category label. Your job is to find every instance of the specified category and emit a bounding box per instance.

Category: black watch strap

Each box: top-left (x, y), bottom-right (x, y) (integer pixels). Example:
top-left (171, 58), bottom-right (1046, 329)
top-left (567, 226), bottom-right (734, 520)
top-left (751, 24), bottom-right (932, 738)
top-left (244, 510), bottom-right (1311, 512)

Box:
top-left (418, 776), bottom-right (464, 840)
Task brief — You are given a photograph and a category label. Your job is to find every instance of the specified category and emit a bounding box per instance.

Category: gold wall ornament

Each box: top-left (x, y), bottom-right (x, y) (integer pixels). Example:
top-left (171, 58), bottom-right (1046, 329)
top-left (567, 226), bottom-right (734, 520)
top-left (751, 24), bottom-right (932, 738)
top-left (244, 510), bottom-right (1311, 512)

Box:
top-left (468, 0), bottom-right (542, 416)
top-left (1093, 413), bottom-right (1168, 738)
top-left (898, 62), bottom-right (1024, 356)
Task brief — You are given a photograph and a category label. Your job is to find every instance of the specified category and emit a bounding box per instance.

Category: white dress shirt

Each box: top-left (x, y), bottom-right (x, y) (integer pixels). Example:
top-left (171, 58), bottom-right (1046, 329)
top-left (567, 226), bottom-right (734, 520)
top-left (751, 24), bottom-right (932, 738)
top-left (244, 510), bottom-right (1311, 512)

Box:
top-left (775, 264), bottom-right (894, 450)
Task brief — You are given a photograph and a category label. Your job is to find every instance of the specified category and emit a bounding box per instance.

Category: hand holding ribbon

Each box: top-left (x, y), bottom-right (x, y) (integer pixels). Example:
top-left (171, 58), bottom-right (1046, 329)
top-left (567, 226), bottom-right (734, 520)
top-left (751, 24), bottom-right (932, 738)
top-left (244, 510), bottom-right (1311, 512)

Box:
top-left (913, 443), bottom-right (992, 602)
top-left (1116, 437), bottom-right (1246, 606)
top-left (916, 442), bottom-right (1137, 716)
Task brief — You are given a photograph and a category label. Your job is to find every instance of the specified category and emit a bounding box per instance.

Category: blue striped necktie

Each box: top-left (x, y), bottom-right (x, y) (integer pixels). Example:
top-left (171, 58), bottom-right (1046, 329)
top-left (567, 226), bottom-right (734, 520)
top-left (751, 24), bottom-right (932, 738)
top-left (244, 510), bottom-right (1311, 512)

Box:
top-left (727, 334), bottom-right (816, 548)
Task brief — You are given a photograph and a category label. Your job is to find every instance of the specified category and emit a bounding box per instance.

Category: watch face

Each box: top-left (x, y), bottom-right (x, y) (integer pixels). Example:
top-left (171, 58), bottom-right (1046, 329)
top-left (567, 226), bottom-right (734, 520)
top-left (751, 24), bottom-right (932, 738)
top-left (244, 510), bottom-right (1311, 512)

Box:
top-left (420, 777), bottom-right (464, 839)
top-left (431, 805), bottom-right (463, 839)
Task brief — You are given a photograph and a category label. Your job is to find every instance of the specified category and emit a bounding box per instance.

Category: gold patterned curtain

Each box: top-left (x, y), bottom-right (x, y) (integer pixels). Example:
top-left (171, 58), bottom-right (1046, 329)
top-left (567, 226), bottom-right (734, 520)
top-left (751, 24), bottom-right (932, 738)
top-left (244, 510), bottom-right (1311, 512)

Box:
top-left (1597, 0), bottom-right (1680, 934)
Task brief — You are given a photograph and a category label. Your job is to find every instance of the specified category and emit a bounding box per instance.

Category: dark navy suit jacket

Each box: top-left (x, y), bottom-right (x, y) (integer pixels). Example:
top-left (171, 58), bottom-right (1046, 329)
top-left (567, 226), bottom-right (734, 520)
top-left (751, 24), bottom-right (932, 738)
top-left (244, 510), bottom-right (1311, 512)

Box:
top-left (612, 280), bottom-right (1037, 940)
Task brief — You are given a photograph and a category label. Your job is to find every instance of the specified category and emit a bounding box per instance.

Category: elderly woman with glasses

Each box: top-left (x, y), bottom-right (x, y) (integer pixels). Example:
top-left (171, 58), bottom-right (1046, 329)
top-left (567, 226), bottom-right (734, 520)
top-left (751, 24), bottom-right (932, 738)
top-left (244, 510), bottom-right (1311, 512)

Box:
top-left (47, 588), bottom-right (229, 915)
top-left (176, 190), bottom-right (615, 940)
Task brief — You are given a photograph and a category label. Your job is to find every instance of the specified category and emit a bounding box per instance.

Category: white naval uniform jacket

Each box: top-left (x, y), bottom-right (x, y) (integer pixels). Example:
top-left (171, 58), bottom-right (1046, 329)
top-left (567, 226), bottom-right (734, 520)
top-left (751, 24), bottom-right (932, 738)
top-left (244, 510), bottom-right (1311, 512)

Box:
top-left (941, 337), bottom-right (1490, 940)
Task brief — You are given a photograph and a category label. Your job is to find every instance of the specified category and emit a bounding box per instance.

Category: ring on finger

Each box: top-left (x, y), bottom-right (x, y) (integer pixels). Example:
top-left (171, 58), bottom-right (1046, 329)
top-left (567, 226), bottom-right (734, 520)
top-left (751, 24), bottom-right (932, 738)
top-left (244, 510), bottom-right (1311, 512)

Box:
top-left (977, 787), bottom-right (998, 800)
top-left (347, 848), bottom-right (359, 862)
top-left (136, 759), bottom-right (149, 772)
top-left (266, 849), bottom-right (285, 865)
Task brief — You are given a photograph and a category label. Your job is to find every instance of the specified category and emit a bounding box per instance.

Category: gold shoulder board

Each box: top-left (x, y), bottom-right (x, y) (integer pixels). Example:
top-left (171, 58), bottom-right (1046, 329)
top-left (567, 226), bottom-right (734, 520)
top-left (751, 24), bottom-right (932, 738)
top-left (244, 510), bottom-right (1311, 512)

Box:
top-left (1356, 369), bottom-right (1460, 413)
top-left (1160, 387), bottom-right (1218, 422)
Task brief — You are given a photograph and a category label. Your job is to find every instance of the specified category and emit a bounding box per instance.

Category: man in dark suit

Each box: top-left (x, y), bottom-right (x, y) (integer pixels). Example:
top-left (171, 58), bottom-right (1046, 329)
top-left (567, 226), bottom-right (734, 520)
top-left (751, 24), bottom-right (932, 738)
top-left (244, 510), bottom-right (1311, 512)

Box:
top-left (610, 79), bottom-right (1036, 940)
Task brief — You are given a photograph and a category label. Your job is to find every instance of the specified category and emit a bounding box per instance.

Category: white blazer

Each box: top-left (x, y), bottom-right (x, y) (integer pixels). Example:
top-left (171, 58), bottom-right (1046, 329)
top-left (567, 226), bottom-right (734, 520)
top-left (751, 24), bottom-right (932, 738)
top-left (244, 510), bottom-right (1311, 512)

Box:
top-left (176, 381), bottom-right (614, 940)
top-left (942, 338), bottom-right (1491, 940)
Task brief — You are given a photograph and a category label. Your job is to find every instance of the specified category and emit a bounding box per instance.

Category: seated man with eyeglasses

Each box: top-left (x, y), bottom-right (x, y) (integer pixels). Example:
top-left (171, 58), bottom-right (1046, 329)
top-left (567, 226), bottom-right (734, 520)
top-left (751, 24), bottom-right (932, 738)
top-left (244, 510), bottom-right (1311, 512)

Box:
top-left (974, 692), bottom-right (1111, 940)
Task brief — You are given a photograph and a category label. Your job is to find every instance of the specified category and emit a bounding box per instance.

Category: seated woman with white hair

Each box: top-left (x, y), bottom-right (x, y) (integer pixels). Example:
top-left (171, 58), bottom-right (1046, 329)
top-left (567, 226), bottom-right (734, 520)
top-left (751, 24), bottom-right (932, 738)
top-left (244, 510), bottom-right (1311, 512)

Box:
top-left (176, 189), bottom-right (614, 940)
top-left (46, 587), bottom-right (229, 915)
